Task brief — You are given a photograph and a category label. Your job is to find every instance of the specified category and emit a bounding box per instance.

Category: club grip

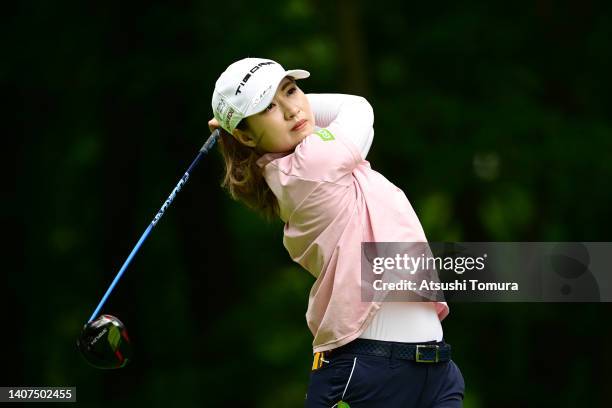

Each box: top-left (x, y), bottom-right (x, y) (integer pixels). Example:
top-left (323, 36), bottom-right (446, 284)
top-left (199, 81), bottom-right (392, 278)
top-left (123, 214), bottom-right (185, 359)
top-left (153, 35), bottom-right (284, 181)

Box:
top-left (200, 128), bottom-right (220, 153)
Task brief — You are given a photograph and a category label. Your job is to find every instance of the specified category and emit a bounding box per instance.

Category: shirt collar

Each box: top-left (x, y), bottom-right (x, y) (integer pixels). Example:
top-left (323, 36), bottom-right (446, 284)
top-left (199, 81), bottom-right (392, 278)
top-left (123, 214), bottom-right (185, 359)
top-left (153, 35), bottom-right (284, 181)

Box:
top-left (256, 152), bottom-right (290, 168)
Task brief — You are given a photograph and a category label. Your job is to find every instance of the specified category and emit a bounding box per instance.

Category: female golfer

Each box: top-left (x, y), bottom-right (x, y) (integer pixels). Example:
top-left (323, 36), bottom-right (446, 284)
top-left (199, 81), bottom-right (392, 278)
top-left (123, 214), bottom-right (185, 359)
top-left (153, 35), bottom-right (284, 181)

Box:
top-left (209, 58), bottom-right (465, 407)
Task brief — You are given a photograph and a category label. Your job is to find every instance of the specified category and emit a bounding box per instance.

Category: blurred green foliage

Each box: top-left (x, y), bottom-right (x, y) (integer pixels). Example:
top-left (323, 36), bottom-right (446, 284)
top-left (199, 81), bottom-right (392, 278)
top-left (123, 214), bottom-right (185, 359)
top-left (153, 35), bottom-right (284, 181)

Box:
top-left (6, 0), bottom-right (612, 406)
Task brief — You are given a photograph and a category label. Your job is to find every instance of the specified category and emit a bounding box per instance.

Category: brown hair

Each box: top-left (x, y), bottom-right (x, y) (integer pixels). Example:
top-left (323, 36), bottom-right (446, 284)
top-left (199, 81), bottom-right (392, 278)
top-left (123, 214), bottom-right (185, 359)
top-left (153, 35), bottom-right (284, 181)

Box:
top-left (217, 121), bottom-right (279, 220)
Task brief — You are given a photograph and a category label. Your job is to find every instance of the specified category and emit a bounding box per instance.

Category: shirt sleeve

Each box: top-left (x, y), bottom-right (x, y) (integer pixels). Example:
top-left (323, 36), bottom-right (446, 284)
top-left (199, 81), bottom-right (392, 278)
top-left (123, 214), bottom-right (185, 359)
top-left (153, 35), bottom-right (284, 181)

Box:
top-left (306, 93), bottom-right (374, 159)
top-left (261, 131), bottom-right (361, 221)
top-left (286, 130), bottom-right (361, 184)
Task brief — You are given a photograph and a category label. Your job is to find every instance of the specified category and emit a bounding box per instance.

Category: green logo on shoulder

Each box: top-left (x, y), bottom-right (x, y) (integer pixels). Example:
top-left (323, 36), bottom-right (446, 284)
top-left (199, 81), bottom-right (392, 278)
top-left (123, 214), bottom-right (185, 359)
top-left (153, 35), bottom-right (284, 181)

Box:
top-left (315, 128), bottom-right (335, 141)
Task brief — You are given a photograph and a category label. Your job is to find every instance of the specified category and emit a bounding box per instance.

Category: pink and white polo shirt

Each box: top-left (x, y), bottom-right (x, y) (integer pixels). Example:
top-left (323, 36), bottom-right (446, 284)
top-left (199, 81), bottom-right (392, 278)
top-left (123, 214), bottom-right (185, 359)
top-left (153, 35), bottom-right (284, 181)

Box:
top-left (256, 111), bottom-right (449, 353)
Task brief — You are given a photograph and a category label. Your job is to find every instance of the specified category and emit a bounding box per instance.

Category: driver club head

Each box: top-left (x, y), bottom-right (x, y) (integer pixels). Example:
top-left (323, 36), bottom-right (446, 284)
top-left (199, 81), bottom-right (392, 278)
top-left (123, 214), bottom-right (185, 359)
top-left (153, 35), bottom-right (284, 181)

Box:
top-left (77, 314), bottom-right (132, 369)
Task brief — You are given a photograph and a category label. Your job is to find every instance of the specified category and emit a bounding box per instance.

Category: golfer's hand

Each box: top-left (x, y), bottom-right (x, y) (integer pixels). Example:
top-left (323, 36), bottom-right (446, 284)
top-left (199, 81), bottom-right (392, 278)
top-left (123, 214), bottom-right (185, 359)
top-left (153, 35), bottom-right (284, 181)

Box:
top-left (208, 118), bottom-right (221, 134)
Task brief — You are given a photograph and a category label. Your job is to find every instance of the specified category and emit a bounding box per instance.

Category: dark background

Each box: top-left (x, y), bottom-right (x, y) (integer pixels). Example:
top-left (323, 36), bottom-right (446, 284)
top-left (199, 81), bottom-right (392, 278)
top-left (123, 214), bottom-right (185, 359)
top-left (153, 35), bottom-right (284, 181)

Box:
top-left (6, 0), bottom-right (612, 406)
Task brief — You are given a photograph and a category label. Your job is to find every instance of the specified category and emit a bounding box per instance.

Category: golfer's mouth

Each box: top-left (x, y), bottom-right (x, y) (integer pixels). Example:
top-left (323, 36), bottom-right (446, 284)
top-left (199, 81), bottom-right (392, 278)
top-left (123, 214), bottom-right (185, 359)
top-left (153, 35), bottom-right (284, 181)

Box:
top-left (291, 119), bottom-right (307, 131)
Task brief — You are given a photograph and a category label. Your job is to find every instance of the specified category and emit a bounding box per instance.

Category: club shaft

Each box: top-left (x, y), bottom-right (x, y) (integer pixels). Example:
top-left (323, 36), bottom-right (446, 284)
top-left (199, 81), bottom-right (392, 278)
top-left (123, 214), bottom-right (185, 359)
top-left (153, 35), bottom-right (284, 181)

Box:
top-left (88, 130), bottom-right (220, 322)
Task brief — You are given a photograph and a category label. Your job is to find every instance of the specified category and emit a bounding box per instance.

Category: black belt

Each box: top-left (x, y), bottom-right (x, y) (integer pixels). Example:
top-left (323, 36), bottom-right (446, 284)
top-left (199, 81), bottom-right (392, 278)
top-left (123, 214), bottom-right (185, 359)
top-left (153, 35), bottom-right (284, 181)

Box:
top-left (327, 338), bottom-right (451, 363)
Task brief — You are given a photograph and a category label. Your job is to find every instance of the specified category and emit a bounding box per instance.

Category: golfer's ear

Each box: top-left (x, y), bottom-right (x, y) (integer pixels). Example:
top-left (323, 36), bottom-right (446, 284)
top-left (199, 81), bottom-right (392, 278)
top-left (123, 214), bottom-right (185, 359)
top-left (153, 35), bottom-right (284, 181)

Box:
top-left (232, 128), bottom-right (257, 148)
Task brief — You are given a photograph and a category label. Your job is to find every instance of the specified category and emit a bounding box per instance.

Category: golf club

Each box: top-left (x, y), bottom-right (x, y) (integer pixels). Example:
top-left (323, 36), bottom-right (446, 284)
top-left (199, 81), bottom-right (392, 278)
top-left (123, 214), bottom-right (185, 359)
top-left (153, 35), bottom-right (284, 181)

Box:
top-left (77, 129), bottom-right (220, 369)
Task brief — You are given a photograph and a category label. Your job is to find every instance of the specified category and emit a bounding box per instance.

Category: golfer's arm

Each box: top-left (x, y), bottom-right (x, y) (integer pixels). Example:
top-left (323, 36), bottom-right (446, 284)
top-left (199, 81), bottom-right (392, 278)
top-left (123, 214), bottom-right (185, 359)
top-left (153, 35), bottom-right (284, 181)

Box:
top-left (306, 93), bottom-right (374, 159)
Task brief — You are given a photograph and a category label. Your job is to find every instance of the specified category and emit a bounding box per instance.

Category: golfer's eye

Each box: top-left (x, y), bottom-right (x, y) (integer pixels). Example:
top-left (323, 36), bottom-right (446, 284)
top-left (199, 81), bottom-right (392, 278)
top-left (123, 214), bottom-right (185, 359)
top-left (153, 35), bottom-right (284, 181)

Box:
top-left (265, 102), bottom-right (276, 112)
top-left (287, 86), bottom-right (297, 96)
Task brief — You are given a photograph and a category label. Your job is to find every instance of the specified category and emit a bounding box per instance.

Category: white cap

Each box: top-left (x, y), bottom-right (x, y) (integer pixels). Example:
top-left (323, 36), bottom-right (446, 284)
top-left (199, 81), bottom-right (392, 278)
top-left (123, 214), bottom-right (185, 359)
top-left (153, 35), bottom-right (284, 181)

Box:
top-left (212, 58), bottom-right (310, 133)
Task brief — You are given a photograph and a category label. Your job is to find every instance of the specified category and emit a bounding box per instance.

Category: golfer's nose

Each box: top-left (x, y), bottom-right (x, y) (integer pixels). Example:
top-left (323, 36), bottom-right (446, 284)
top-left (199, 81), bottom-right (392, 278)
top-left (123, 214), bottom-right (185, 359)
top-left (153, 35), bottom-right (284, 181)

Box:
top-left (284, 103), bottom-right (300, 120)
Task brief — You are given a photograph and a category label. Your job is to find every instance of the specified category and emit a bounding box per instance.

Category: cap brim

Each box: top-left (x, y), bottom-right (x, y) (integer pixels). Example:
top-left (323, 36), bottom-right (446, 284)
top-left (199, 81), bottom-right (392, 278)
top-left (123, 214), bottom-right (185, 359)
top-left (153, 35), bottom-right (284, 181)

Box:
top-left (284, 69), bottom-right (310, 80)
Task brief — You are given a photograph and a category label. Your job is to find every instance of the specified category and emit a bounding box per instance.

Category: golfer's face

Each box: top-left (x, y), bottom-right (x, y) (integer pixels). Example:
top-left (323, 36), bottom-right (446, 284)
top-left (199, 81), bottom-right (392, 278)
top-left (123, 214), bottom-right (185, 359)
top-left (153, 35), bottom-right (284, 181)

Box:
top-left (245, 77), bottom-right (315, 154)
